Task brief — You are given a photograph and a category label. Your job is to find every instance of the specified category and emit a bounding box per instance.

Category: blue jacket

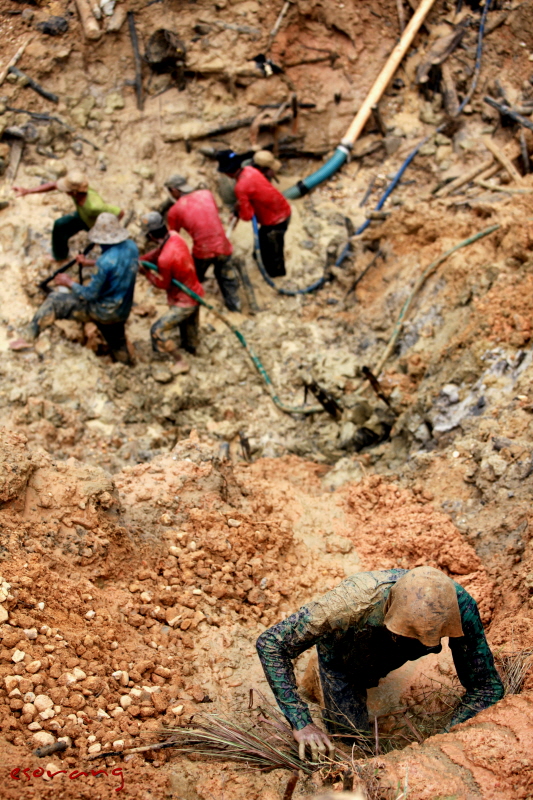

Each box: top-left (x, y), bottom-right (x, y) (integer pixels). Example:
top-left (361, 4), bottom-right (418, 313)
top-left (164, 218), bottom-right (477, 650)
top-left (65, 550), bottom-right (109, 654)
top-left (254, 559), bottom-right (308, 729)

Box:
top-left (71, 240), bottom-right (139, 324)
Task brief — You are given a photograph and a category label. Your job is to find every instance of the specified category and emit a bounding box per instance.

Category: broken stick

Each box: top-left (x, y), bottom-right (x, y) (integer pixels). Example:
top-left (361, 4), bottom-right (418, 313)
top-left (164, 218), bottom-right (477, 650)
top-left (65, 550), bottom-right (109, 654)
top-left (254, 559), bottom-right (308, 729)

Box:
top-left (74, 0), bottom-right (101, 40)
top-left (8, 66), bottom-right (58, 103)
top-left (436, 158), bottom-right (494, 197)
top-left (482, 136), bottom-right (523, 184)
top-left (483, 96), bottom-right (533, 134)
top-left (0, 36), bottom-right (34, 86)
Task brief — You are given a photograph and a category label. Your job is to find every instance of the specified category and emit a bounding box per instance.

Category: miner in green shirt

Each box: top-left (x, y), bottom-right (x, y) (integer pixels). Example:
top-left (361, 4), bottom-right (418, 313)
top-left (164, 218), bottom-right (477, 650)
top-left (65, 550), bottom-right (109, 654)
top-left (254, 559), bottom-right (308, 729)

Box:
top-left (256, 566), bottom-right (504, 762)
top-left (14, 169), bottom-right (123, 262)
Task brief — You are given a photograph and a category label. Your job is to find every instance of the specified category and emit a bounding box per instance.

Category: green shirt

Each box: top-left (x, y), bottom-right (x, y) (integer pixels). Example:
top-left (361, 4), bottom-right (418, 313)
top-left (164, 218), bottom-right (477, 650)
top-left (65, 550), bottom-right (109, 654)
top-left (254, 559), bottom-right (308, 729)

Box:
top-left (75, 187), bottom-right (120, 228)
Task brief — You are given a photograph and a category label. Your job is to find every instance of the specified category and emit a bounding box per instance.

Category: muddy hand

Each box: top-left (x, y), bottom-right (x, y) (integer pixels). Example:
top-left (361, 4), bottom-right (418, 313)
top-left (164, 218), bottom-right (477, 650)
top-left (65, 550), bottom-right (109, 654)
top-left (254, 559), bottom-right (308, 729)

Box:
top-left (293, 723), bottom-right (334, 762)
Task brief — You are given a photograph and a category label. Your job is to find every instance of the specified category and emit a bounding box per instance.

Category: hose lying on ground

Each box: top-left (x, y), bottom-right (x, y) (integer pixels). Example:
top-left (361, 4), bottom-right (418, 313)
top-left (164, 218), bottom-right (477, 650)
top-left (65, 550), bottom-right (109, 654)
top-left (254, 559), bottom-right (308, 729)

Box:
top-left (139, 261), bottom-right (324, 416)
top-left (368, 223), bottom-right (501, 381)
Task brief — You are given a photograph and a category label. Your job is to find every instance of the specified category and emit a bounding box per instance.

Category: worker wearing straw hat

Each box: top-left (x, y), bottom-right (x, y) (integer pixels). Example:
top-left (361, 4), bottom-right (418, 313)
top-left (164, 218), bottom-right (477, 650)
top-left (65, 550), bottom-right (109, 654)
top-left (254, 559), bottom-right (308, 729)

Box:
top-left (14, 169), bottom-right (123, 264)
top-left (10, 213), bottom-right (138, 363)
top-left (257, 567), bottom-right (504, 761)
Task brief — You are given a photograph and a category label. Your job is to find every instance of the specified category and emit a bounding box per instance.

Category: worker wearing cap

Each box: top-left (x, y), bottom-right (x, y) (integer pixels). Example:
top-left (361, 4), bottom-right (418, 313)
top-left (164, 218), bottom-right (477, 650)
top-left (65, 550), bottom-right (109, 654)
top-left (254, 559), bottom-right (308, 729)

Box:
top-left (164, 175), bottom-right (241, 312)
top-left (256, 566), bottom-right (504, 762)
top-left (252, 150), bottom-right (282, 183)
top-left (10, 213), bottom-right (138, 363)
top-left (217, 151), bottom-right (291, 278)
top-left (14, 170), bottom-right (123, 263)
top-left (140, 212), bottom-right (204, 371)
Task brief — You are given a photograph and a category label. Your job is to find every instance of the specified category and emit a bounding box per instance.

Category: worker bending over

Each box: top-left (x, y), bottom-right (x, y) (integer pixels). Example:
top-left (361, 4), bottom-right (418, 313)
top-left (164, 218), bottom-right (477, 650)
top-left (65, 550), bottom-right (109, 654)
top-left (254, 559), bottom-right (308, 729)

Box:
top-left (140, 212), bottom-right (204, 373)
top-left (251, 150), bottom-right (282, 182)
top-left (14, 170), bottom-right (123, 264)
top-left (217, 151), bottom-right (291, 278)
top-left (165, 175), bottom-right (241, 312)
top-left (11, 213), bottom-right (138, 364)
top-left (257, 566), bottom-right (504, 761)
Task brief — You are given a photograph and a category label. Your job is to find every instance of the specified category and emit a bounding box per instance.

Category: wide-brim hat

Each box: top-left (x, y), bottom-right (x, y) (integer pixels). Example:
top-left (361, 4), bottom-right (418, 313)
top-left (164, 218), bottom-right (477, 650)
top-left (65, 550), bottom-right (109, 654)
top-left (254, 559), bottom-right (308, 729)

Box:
top-left (165, 174), bottom-right (194, 193)
top-left (56, 169), bottom-right (89, 193)
top-left (253, 150), bottom-right (281, 172)
top-left (88, 212), bottom-right (129, 245)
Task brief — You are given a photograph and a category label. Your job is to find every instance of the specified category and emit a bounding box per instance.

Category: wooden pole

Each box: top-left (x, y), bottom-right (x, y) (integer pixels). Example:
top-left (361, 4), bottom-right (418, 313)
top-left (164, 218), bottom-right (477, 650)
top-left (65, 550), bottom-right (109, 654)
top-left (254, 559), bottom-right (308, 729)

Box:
top-left (341, 0), bottom-right (437, 147)
top-left (74, 0), bottom-right (101, 40)
top-left (482, 136), bottom-right (523, 184)
top-left (436, 158), bottom-right (494, 197)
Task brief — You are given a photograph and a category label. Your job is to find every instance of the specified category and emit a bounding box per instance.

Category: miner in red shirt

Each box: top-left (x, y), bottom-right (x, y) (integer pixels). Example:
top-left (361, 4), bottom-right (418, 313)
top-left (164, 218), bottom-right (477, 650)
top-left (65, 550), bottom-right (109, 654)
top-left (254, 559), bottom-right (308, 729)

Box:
top-left (217, 151), bottom-right (291, 278)
top-left (164, 174), bottom-right (241, 312)
top-left (140, 212), bottom-right (204, 372)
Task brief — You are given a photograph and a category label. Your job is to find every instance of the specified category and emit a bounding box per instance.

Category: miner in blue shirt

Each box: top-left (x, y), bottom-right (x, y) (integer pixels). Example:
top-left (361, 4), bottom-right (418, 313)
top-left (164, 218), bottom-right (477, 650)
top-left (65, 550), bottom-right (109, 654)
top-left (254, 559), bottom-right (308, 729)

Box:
top-left (12, 213), bottom-right (138, 364)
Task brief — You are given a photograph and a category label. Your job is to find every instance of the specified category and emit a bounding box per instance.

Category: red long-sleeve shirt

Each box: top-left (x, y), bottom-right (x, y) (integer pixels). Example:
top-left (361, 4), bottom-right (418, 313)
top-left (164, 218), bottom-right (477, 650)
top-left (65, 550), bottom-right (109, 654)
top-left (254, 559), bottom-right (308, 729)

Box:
top-left (142, 232), bottom-right (204, 308)
top-left (166, 189), bottom-right (232, 260)
top-left (234, 166), bottom-right (291, 226)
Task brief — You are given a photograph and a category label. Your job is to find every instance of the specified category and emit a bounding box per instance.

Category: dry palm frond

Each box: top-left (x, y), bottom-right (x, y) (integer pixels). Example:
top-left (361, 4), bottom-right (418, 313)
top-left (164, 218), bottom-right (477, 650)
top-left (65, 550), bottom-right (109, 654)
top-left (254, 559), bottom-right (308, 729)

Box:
top-left (495, 648), bottom-right (533, 695)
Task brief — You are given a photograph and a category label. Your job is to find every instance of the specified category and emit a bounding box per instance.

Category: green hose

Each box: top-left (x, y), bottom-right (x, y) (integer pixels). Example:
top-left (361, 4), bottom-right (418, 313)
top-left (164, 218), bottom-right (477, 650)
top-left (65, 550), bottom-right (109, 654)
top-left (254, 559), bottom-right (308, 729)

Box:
top-left (139, 261), bottom-right (323, 416)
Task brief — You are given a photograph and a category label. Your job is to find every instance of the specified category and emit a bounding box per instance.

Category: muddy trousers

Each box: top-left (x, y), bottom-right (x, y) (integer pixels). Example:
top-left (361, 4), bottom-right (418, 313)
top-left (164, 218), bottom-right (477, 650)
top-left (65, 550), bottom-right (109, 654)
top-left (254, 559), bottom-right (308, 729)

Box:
top-left (52, 212), bottom-right (89, 261)
top-left (194, 255), bottom-right (241, 312)
top-left (150, 305), bottom-right (199, 355)
top-left (258, 217), bottom-right (290, 278)
top-left (318, 658), bottom-right (370, 738)
top-left (31, 291), bottom-right (131, 364)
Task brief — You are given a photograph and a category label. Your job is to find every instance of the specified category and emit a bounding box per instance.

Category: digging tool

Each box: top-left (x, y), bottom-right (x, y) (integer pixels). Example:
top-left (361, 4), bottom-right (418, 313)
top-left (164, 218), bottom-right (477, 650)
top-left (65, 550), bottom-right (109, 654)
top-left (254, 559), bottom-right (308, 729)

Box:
top-left (225, 215), bottom-right (260, 313)
top-left (39, 243), bottom-right (95, 291)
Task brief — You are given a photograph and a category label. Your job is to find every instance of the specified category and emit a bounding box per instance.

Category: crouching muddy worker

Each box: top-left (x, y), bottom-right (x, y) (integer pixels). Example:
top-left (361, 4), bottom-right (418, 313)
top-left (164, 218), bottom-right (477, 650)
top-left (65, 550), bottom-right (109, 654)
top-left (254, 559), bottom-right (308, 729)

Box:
top-left (140, 212), bottom-right (204, 372)
top-left (217, 150), bottom-right (291, 278)
top-left (165, 175), bottom-right (241, 312)
top-left (14, 170), bottom-right (123, 263)
top-left (256, 566), bottom-right (504, 761)
top-left (11, 213), bottom-right (138, 363)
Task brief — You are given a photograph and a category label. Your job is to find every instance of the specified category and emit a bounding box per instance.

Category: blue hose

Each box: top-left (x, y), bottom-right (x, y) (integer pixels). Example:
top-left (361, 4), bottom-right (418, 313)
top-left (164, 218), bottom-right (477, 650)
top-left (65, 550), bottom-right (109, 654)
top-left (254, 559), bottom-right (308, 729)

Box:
top-left (283, 146), bottom-right (350, 200)
top-left (456, 0), bottom-right (492, 115)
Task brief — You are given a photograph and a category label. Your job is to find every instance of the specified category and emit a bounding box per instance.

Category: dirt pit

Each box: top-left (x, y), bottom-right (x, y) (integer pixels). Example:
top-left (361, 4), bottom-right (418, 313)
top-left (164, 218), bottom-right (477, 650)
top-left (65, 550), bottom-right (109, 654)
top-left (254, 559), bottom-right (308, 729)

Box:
top-left (1, 0), bottom-right (533, 796)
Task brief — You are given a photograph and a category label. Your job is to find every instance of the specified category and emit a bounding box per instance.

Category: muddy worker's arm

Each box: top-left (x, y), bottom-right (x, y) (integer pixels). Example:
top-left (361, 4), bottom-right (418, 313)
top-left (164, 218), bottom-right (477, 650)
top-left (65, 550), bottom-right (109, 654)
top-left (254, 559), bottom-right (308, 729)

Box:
top-left (447, 585), bottom-right (505, 729)
top-left (256, 607), bottom-right (322, 730)
top-left (69, 258), bottom-right (107, 302)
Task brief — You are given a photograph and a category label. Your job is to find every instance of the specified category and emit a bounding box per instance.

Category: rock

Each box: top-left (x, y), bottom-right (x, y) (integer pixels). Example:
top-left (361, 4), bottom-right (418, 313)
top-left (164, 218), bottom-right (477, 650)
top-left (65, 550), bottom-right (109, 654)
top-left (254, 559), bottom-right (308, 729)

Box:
top-left (72, 667), bottom-right (86, 680)
top-left (112, 739), bottom-right (125, 749)
top-left (28, 721), bottom-right (42, 731)
top-left (119, 695), bottom-right (132, 709)
top-left (104, 92), bottom-right (125, 113)
top-left (339, 421), bottom-right (356, 449)
top-left (42, 762), bottom-right (61, 781)
top-left (40, 707), bottom-right (55, 720)
top-left (85, 610), bottom-right (96, 619)
top-left (26, 660), bottom-right (42, 674)
top-left (325, 534), bottom-right (353, 554)
top-left (32, 731), bottom-right (55, 747)
top-left (5, 676), bottom-right (20, 692)
top-left (34, 694), bottom-right (54, 712)
top-left (0, 604), bottom-right (8, 623)
top-left (227, 518), bottom-right (241, 527)
top-left (12, 649), bottom-right (25, 663)
top-left (23, 628), bottom-right (38, 639)
top-left (88, 743), bottom-right (102, 754)
top-left (151, 365), bottom-right (173, 384)
top-left (23, 702), bottom-right (37, 716)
